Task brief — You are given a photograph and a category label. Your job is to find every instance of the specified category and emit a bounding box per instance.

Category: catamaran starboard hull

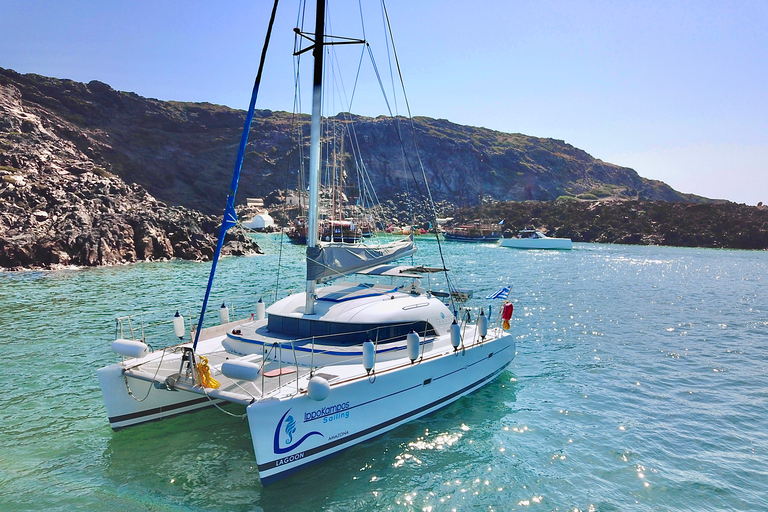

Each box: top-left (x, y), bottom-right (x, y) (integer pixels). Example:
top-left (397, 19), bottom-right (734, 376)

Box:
top-left (248, 335), bottom-right (515, 485)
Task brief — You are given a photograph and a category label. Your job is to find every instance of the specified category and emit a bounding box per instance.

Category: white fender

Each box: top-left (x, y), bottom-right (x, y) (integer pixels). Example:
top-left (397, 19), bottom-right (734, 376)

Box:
top-left (450, 319), bottom-right (461, 349)
top-left (308, 376), bottom-right (330, 401)
top-left (255, 298), bottom-right (266, 321)
top-left (407, 330), bottom-right (420, 362)
top-left (478, 310), bottom-right (488, 338)
top-left (219, 302), bottom-right (230, 324)
top-left (363, 340), bottom-right (375, 372)
top-left (221, 360), bottom-right (261, 381)
top-left (111, 339), bottom-right (149, 359)
top-left (173, 311), bottom-right (185, 339)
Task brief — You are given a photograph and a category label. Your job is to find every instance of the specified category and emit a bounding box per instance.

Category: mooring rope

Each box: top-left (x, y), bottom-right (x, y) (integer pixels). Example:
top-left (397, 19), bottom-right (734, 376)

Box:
top-left (124, 347), bottom-right (170, 402)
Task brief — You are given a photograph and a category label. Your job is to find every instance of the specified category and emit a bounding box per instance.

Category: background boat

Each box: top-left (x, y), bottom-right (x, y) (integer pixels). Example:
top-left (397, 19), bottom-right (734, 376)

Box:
top-left (443, 219), bottom-right (503, 243)
top-left (501, 228), bottom-right (573, 249)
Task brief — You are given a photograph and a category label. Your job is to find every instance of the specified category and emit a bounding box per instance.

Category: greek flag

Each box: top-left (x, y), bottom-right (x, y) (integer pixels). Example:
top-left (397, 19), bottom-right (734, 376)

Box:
top-left (486, 285), bottom-right (510, 300)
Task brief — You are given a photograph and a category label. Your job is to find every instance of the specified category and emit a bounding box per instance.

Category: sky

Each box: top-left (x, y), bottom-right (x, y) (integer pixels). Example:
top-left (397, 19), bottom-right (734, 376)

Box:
top-left (1, 0), bottom-right (767, 204)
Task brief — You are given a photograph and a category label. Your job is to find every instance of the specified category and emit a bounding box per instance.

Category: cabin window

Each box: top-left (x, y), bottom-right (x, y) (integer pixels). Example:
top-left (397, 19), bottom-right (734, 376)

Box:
top-left (267, 315), bottom-right (436, 345)
top-left (282, 316), bottom-right (299, 335)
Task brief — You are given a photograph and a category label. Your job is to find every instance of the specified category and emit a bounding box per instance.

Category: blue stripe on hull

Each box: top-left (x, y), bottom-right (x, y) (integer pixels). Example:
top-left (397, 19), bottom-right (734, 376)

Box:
top-left (108, 396), bottom-right (222, 429)
top-left (227, 333), bottom-right (433, 357)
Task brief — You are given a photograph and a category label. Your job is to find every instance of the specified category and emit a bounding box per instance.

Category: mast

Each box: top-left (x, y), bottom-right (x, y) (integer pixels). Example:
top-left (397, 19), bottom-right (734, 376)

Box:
top-left (305, 0), bottom-right (325, 315)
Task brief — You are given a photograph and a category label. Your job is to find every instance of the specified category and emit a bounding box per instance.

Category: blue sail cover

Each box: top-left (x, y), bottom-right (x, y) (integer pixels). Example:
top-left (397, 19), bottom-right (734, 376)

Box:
top-left (307, 237), bottom-right (416, 283)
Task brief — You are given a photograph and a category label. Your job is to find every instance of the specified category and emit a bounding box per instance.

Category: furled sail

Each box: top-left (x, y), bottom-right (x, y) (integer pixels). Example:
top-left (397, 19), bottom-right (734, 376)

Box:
top-left (307, 237), bottom-right (416, 284)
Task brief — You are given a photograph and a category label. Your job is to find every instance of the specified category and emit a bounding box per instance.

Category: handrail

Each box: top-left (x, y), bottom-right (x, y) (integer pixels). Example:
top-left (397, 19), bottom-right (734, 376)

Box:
top-left (112, 295), bottom-right (261, 348)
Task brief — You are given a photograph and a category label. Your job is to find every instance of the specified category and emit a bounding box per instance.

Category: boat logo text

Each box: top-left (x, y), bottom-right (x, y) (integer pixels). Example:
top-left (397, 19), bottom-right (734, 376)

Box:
top-left (304, 401), bottom-right (350, 423)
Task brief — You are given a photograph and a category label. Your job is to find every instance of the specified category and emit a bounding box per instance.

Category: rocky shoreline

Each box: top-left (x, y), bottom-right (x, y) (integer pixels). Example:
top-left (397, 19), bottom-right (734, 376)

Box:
top-left (2, 67), bottom-right (765, 271)
top-left (0, 167), bottom-right (261, 270)
top-left (1, 73), bottom-right (261, 271)
top-left (463, 199), bottom-right (768, 250)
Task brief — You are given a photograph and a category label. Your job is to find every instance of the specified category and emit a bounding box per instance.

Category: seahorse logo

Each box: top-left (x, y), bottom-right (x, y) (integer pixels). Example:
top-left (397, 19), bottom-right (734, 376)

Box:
top-left (273, 409), bottom-right (323, 454)
top-left (284, 415), bottom-right (296, 444)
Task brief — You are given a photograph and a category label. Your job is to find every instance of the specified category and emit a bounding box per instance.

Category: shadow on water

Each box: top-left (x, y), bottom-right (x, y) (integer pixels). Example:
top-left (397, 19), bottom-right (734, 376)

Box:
top-left (103, 404), bottom-right (261, 509)
top-left (101, 371), bottom-right (517, 512)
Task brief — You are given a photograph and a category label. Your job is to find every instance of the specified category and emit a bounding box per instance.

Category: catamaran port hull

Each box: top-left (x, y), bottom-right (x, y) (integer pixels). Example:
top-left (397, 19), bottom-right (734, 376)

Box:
top-left (97, 363), bottom-right (226, 430)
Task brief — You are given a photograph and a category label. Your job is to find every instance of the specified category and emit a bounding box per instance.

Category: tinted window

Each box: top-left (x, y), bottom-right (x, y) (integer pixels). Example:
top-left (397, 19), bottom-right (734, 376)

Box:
top-left (267, 315), bottom-right (436, 345)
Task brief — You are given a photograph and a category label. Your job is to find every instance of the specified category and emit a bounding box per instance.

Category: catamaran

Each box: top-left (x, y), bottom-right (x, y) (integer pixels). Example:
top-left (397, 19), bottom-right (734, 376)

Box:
top-left (98, 0), bottom-right (516, 485)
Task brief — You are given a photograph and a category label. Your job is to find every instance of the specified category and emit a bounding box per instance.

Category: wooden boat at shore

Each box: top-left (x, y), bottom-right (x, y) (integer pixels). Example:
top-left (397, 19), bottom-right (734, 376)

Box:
top-left (443, 220), bottom-right (502, 243)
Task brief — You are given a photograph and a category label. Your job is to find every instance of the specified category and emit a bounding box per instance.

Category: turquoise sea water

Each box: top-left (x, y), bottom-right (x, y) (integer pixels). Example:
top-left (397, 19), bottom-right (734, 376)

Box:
top-left (1, 236), bottom-right (766, 511)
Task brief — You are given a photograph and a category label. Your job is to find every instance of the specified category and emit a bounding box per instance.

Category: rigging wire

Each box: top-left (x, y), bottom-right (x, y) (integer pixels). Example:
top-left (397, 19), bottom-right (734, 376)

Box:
top-left (379, 0), bottom-right (460, 313)
top-left (318, 3), bottom-right (400, 245)
top-left (331, 52), bottom-right (392, 239)
top-left (377, 0), bottom-right (414, 250)
top-left (284, 0), bottom-right (460, 311)
top-left (275, 0), bottom-right (312, 303)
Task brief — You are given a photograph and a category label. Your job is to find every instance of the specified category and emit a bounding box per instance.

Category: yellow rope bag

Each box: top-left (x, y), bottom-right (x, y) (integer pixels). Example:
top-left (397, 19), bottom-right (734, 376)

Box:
top-left (196, 355), bottom-right (221, 389)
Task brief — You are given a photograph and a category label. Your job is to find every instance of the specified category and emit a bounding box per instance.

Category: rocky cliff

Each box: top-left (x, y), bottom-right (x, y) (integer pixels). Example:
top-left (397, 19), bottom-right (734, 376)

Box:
top-left (0, 68), bottom-right (705, 218)
top-left (4, 67), bottom-right (761, 271)
top-left (0, 76), bottom-right (261, 270)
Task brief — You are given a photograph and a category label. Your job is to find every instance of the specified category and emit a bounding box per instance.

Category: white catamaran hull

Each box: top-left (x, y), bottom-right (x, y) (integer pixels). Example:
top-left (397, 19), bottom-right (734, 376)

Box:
top-left (98, 326), bottom-right (515, 483)
top-left (97, 363), bottom-right (225, 429)
top-left (248, 335), bottom-right (515, 484)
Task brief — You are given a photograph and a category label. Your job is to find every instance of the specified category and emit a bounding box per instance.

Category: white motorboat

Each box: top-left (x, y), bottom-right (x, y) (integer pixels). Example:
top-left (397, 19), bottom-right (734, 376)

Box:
top-left (501, 229), bottom-right (573, 250)
top-left (97, 0), bottom-right (516, 486)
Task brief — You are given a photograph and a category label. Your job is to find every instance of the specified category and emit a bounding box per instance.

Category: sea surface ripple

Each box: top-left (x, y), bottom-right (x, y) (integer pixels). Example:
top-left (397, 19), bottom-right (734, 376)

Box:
top-left (1, 237), bottom-right (766, 511)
